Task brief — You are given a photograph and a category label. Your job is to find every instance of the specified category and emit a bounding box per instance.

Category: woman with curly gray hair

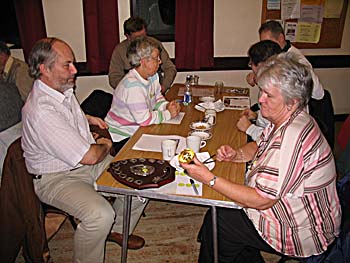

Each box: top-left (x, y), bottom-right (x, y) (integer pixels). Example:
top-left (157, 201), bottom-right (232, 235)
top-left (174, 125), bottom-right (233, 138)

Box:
top-left (105, 36), bottom-right (180, 153)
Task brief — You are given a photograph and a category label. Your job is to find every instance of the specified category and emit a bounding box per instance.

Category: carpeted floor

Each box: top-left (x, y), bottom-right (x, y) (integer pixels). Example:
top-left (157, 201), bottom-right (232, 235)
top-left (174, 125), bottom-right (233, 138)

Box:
top-left (15, 200), bottom-right (285, 263)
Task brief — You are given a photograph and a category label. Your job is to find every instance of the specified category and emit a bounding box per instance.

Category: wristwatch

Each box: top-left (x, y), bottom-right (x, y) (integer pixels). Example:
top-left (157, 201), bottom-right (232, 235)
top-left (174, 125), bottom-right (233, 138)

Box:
top-left (209, 176), bottom-right (217, 187)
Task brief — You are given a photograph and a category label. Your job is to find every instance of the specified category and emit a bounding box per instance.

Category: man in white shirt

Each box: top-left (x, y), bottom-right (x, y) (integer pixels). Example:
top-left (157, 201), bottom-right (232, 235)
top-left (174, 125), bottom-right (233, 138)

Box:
top-left (257, 20), bottom-right (324, 99)
top-left (22, 38), bottom-right (146, 263)
top-left (240, 21), bottom-right (325, 141)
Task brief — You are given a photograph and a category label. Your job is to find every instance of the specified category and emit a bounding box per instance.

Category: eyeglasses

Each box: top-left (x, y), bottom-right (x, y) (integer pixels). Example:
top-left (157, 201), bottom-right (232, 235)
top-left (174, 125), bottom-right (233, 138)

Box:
top-left (148, 56), bottom-right (161, 63)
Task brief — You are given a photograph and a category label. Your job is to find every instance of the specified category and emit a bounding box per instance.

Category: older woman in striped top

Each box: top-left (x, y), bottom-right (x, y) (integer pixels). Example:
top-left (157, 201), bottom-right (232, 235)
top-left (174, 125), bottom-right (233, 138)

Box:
top-left (182, 52), bottom-right (341, 262)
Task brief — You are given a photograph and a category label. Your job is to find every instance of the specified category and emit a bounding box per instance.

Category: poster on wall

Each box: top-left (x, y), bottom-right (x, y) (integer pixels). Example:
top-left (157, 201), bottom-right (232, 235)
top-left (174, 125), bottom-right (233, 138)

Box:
top-left (324, 0), bottom-right (344, 18)
top-left (267, 0), bottom-right (281, 10)
top-left (296, 22), bottom-right (322, 43)
top-left (281, 0), bottom-right (301, 19)
top-left (285, 22), bottom-right (298, 42)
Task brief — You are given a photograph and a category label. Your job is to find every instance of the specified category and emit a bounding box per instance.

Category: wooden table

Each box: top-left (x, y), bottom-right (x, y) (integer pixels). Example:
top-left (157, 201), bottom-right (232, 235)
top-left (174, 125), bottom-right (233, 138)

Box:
top-left (96, 83), bottom-right (248, 262)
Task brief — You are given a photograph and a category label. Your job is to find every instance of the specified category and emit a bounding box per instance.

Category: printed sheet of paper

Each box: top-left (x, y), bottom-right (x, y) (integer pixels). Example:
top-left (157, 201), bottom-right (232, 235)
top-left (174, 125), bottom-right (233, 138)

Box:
top-left (324, 0), bottom-right (344, 18)
top-left (296, 22), bottom-right (322, 43)
top-left (300, 3), bottom-right (324, 23)
top-left (163, 112), bottom-right (185, 124)
top-left (267, 0), bottom-right (281, 10)
top-left (223, 96), bottom-right (250, 110)
top-left (132, 134), bottom-right (186, 153)
top-left (138, 171), bottom-right (202, 196)
top-left (281, 0), bottom-right (301, 20)
top-left (285, 22), bottom-right (298, 42)
top-left (174, 171), bottom-right (203, 196)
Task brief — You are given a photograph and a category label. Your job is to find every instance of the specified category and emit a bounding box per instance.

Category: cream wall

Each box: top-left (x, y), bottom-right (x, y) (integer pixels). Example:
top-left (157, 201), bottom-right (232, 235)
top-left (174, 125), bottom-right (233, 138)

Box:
top-left (12, 0), bottom-right (350, 114)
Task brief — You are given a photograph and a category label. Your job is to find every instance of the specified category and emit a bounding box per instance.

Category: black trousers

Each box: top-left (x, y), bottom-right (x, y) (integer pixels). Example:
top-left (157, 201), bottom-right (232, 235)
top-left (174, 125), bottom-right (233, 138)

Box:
top-left (112, 138), bottom-right (129, 155)
top-left (198, 208), bottom-right (281, 263)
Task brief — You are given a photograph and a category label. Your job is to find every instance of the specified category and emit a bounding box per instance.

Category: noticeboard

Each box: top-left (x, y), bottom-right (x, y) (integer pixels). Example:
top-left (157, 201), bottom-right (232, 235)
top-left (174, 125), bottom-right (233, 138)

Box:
top-left (261, 0), bottom-right (349, 48)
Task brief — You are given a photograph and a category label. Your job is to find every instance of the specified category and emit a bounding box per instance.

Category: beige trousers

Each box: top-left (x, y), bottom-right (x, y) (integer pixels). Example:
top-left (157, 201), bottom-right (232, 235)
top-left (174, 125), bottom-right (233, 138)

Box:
top-left (33, 155), bottom-right (147, 263)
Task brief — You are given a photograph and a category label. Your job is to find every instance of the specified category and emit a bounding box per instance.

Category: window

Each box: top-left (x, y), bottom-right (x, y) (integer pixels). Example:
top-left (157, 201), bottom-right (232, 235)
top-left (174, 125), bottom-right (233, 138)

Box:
top-left (131, 0), bottom-right (175, 42)
top-left (0, 0), bottom-right (21, 48)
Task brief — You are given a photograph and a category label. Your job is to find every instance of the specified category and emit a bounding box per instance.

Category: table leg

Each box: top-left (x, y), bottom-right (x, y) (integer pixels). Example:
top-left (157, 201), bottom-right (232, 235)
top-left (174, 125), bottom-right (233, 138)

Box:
top-left (121, 195), bottom-right (132, 263)
top-left (211, 206), bottom-right (218, 263)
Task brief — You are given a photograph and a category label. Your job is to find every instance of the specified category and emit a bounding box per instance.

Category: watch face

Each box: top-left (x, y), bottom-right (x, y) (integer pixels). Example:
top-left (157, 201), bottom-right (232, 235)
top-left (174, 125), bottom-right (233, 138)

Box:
top-left (209, 176), bottom-right (216, 187)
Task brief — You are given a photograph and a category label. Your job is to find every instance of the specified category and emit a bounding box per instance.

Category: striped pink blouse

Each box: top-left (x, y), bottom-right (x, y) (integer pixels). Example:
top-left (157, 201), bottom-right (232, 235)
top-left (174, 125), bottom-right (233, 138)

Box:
top-left (245, 110), bottom-right (341, 257)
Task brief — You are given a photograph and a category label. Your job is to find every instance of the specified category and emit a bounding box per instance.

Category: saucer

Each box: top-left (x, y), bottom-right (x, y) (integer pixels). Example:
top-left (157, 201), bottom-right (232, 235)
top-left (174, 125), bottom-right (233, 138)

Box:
top-left (190, 121), bottom-right (212, 131)
top-left (199, 96), bottom-right (215, 102)
top-left (188, 130), bottom-right (212, 140)
top-left (194, 100), bottom-right (225, 113)
top-left (170, 152), bottom-right (215, 172)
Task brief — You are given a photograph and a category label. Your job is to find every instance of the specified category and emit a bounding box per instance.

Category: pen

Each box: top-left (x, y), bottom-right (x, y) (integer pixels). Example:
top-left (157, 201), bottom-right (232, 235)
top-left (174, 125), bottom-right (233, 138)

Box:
top-left (190, 179), bottom-right (199, 195)
top-left (202, 159), bottom-right (215, 164)
top-left (202, 154), bottom-right (216, 164)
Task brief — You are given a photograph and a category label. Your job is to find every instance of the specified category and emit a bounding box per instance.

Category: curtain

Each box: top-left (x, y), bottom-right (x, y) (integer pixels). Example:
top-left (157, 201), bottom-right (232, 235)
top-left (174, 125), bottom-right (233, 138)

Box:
top-left (82, 0), bottom-right (119, 74)
top-left (13, 0), bottom-right (46, 61)
top-left (175, 0), bottom-right (214, 70)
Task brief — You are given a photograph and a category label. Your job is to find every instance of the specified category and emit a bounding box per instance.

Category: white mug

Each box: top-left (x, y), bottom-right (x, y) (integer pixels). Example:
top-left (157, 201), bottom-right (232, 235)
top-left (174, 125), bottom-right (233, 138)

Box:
top-left (186, 135), bottom-right (206, 153)
top-left (161, 139), bottom-right (177, 161)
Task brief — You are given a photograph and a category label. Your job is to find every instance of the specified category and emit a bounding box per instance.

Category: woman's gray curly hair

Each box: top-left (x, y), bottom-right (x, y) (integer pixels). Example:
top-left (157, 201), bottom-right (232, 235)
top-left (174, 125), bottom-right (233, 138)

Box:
top-left (127, 36), bottom-right (160, 68)
top-left (256, 52), bottom-right (313, 110)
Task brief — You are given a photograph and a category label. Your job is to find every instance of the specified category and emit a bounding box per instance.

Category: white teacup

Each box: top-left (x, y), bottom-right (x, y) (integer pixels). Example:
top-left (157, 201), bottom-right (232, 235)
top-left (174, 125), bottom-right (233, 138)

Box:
top-left (186, 135), bottom-right (206, 153)
top-left (161, 139), bottom-right (177, 161)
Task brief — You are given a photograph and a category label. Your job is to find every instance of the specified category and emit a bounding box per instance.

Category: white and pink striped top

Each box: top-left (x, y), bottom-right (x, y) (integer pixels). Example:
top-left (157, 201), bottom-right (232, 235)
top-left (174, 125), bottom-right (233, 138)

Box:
top-left (245, 110), bottom-right (341, 257)
top-left (105, 69), bottom-right (171, 143)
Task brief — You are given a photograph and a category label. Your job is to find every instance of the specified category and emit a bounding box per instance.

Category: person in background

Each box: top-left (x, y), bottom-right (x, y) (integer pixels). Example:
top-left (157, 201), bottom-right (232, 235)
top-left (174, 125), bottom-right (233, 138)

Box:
top-left (105, 36), bottom-right (180, 153)
top-left (109, 16), bottom-right (177, 94)
top-left (0, 81), bottom-right (23, 183)
top-left (22, 37), bottom-right (147, 263)
top-left (255, 20), bottom-right (324, 100)
top-left (237, 40), bottom-right (282, 141)
top-left (182, 53), bottom-right (341, 262)
top-left (0, 41), bottom-right (34, 182)
top-left (0, 41), bottom-right (33, 101)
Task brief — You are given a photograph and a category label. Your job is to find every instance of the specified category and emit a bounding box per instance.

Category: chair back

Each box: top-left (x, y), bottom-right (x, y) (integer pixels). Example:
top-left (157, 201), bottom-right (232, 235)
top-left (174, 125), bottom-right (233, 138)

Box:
top-left (80, 89), bottom-right (113, 119)
top-left (309, 89), bottom-right (335, 149)
top-left (0, 138), bottom-right (48, 262)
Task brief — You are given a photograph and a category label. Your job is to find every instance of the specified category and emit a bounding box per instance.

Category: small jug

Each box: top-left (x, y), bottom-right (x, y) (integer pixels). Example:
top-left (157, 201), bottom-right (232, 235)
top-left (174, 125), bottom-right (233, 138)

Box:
top-left (204, 109), bottom-right (216, 125)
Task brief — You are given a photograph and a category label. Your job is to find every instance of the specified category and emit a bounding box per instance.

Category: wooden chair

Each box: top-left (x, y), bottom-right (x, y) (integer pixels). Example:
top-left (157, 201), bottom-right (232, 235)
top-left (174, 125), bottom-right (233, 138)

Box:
top-left (0, 138), bottom-right (50, 262)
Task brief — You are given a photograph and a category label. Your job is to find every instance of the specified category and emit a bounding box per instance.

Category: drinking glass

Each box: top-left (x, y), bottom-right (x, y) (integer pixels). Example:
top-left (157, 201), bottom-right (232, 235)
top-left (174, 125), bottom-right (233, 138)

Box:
top-left (215, 81), bottom-right (224, 95)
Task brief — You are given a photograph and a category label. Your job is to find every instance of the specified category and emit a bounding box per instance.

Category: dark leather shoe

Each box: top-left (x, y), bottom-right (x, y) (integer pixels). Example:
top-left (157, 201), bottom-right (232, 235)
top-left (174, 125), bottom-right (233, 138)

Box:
top-left (107, 232), bottom-right (145, 249)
